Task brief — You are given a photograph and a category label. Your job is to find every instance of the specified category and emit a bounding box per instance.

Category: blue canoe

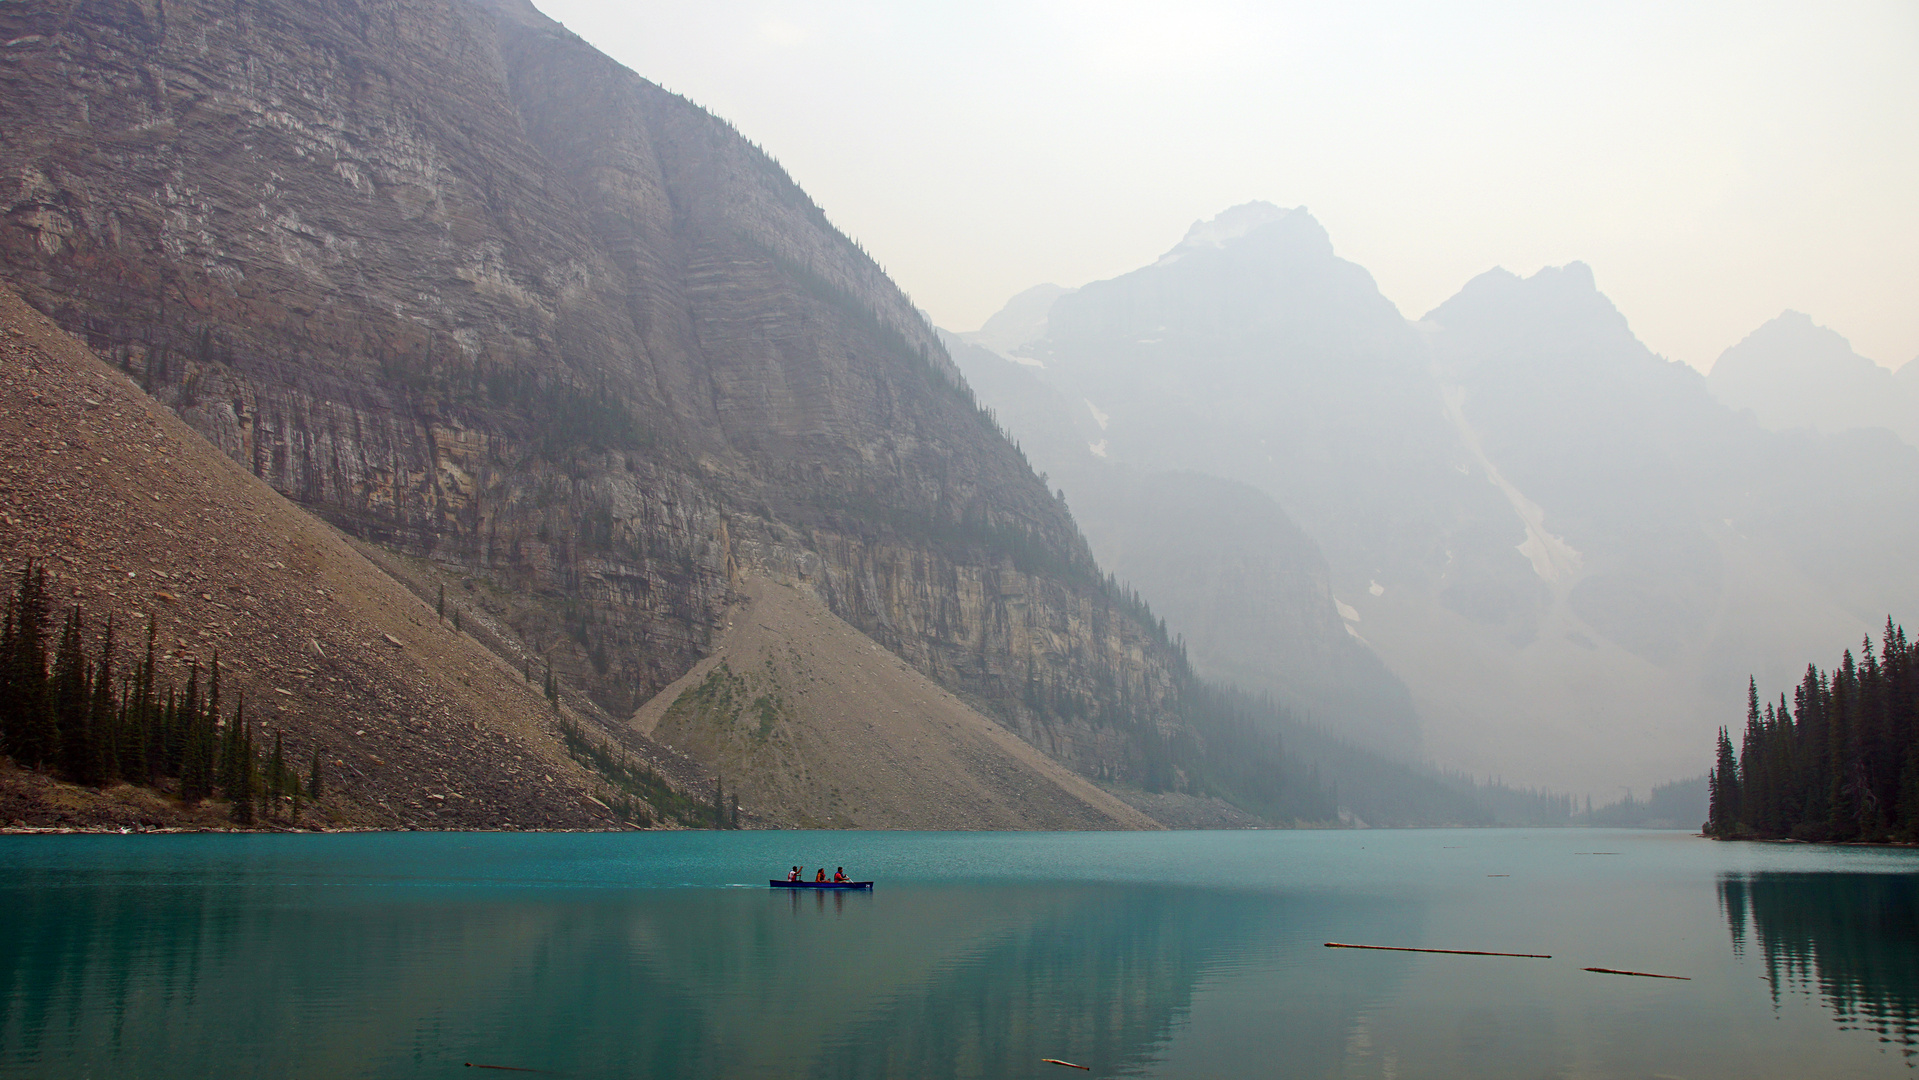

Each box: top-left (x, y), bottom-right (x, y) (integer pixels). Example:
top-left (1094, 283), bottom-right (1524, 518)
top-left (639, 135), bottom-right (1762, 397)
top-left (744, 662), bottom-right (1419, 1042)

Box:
top-left (770, 880), bottom-right (873, 890)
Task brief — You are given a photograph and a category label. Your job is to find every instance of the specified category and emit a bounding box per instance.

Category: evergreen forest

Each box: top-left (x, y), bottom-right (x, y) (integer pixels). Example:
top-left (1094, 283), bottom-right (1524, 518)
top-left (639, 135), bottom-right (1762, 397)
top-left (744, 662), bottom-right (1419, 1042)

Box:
top-left (1706, 619), bottom-right (1918, 841)
top-left (0, 561), bottom-right (316, 824)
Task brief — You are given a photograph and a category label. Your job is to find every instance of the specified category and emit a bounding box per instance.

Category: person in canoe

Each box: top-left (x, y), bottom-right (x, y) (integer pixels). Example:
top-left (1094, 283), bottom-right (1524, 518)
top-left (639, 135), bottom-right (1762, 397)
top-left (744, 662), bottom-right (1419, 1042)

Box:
top-left (832, 867), bottom-right (848, 883)
top-left (787, 866), bottom-right (801, 882)
top-left (815, 867), bottom-right (827, 882)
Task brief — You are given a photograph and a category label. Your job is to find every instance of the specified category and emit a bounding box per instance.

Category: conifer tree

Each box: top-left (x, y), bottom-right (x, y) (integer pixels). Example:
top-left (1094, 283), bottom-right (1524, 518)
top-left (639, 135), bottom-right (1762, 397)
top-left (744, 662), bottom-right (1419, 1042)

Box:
top-left (268, 731), bottom-right (287, 802)
top-left (129, 620), bottom-right (158, 783)
top-left (206, 650), bottom-right (221, 756)
top-left (160, 685), bottom-right (183, 777)
top-left (1708, 727), bottom-right (1740, 836)
top-left (218, 676), bottom-right (247, 797)
top-left (85, 616), bottom-right (117, 785)
top-left (1, 561), bottom-right (54, 765)
top-left (308, 746), bottom-right (324, 801)
top-left (53, 609), bottom-right (91, 781)
top-left (229, 697), bottom-right (256, 825)
top-left (179, 663), bottom-right (214, 803)
top-left (0, 596), bottom-right (11, 751)
top-left (1708, 620), bottom-right (1919, 842)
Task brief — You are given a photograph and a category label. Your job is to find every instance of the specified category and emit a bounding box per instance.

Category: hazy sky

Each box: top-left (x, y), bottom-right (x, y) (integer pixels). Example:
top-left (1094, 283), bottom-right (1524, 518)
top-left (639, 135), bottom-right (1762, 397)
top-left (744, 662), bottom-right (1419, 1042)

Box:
top-left (536, 1), bottom-right (1918, 372)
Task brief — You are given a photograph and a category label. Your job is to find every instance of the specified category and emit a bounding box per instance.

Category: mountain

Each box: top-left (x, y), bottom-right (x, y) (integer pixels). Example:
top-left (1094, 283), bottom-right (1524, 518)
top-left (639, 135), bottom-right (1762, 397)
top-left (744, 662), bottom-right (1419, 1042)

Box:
top-left (1708, 312), bottom-right (1918, 449)
top-left (962, 203), bottom-right (1919, 792)
top-left (0, 0), bottom-right (1364, 826)
top-left (946, 331), bottom-right (1422, 754)
top-left (632, 575), bottom-right (1154, 829)
top-left (0, 285), bottom-right (626, 829)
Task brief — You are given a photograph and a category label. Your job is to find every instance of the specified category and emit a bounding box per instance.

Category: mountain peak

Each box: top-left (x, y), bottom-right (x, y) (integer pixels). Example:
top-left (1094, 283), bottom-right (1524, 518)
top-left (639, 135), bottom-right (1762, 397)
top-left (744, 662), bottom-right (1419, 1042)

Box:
top-left (1155, 202), bottom-right (1326, 266)
top-left (972, 283), bottom-right (1075, 355)
top-left (1716, 310), bottom-right (1858, 371)
top-left (1707, 310), bottom-right (1915, 447)
top-left (1426, 261), bottom-right (1631, 347)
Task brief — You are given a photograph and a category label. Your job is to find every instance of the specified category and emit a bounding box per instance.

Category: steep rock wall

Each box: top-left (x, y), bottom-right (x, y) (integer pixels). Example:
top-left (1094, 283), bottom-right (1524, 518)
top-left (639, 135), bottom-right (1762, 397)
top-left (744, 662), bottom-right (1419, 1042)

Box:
top-left (0, 0), bottom-right (1184, 786)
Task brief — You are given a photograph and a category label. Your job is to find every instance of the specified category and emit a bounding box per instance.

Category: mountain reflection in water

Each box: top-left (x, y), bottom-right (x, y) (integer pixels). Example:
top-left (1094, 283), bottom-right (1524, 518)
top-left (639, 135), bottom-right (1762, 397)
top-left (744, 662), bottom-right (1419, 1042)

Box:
top-left (0, 853), bottom-right (1418, 1080)
top-left (1720, 871), bottom-right (1919, 1061)
top-left (13, 830), bottom-right (1917, 1079)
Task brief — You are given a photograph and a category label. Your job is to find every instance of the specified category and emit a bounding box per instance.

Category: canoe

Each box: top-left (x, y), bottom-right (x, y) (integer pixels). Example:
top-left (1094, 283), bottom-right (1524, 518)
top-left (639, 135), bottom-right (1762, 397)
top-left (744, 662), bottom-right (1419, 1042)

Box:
top-left (770, 880), bottom-right (873, 890)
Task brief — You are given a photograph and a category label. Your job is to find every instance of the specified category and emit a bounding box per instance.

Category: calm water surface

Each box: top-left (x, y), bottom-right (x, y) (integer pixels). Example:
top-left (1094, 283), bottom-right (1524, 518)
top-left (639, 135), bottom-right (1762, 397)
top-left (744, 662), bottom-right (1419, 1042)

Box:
top-left (0, 829), bottom-right (1914, 1079)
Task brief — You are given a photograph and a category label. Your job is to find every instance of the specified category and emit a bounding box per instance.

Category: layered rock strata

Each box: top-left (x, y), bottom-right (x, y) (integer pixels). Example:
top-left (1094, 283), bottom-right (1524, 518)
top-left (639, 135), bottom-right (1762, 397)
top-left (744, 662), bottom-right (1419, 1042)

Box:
top-left (0, 0), bottom-right (1187, 795)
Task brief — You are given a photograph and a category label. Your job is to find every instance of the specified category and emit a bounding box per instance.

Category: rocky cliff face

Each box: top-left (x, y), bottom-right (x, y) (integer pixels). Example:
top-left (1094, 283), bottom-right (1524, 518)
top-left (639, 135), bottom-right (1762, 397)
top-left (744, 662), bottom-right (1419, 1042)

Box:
top-left (0, 0), bottom-right (1182, 788)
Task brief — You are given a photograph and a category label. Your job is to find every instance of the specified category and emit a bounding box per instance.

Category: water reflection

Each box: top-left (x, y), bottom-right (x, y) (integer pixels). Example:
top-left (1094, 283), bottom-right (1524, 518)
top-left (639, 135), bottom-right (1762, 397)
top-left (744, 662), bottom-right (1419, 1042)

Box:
top-left (0, 860), bottom-right (1418, 1080)
top-left (1720, 871), bottom-right (1919, 1062)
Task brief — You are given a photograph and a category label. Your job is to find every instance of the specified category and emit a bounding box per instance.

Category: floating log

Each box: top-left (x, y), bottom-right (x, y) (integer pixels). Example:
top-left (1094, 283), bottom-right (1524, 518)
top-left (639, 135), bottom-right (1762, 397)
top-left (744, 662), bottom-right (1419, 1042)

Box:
top-left (1042, 1059), bottom-right (1091, 1070)
top-left (1324, 942), bottom-right (1550, 958)
top-left (463, 1065), bottom-right (542, 1073)
top-left (1583, 966), bottom-right (1690, 980)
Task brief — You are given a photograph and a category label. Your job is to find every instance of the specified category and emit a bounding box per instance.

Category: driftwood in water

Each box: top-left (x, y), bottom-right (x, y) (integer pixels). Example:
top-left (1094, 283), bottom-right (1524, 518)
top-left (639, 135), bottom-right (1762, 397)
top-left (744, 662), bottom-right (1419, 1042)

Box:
top-left (1583, 966), bottom-right (1690, 980)
top-left (1324, 942), bottom-right (1551, 958)
top-left (1042, 1059), bottom-right (1092, 1070)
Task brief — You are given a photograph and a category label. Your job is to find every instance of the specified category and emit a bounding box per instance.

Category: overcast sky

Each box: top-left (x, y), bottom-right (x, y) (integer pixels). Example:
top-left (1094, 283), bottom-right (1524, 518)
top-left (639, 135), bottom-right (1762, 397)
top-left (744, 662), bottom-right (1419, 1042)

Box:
top-left (535, 0), bottom-right (1917, 372)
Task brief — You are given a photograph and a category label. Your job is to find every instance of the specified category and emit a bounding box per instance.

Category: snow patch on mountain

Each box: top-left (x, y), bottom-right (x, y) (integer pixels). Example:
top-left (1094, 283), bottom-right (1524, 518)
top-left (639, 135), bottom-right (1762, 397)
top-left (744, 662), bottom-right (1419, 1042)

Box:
top-left (1439, 385), bottom-right (1584, 588)
top-left (1154, 201), bottom-right (1293, 266)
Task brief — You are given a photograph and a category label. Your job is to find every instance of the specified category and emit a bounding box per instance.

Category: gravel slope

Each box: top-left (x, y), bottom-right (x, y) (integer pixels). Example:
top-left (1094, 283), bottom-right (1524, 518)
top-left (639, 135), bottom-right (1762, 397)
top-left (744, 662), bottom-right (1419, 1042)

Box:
top-left (0, 286), bottom-right (624, 830)
top-left (633, 576), bottom-right (1159, 830)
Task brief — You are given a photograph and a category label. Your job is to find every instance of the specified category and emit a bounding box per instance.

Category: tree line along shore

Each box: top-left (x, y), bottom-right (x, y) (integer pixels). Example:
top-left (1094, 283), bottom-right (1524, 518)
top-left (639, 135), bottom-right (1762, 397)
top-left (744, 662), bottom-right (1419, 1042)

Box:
top-left (1707, 619), bottom-right (1918, 842)
top-left (1, 560), bottom-right (320, 825)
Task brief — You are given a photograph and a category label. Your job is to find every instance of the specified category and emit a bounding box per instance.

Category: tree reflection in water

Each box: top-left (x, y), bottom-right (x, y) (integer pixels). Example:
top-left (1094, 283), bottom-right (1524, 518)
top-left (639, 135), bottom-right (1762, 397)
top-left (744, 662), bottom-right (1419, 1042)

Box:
top-left (1720, 872), bottom-right (1919, 1062)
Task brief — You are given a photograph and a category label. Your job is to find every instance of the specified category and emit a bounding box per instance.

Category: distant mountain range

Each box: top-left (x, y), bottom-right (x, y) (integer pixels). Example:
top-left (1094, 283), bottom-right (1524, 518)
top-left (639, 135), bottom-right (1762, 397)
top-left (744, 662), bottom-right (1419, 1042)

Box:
top-left (1708, 311), bottom-right (1917, 450)
top-left (953, 203), bottom-right (1919, 792)
top-left (5, 0), bottom-right (1903, 815)
top-left (0, 0), bottom-right (1480, 828)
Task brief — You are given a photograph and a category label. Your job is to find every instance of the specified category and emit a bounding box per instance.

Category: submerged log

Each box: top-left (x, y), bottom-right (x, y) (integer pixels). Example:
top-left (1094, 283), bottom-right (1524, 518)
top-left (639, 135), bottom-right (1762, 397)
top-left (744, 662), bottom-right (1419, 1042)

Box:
top-left (1324, 942), bottom-right (1551, 958)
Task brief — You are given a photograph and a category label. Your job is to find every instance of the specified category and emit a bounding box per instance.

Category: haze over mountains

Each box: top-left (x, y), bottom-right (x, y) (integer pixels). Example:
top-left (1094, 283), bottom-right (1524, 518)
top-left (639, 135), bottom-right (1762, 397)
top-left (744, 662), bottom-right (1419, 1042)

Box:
top-left (2, 0), bottom-right (1449, 828)
top-left (954, 203), bottom-right (1919, 792)
top-left (1708, 312), bottom-right (1918, 451)
top-left (0, 0), bottom-right (1902, 823)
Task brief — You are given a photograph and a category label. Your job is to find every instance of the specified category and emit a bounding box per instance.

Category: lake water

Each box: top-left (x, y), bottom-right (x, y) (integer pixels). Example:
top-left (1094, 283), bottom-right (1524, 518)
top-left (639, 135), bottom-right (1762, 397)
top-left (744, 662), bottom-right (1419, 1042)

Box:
top-left (0, 829), bottom-right (1913, 1079)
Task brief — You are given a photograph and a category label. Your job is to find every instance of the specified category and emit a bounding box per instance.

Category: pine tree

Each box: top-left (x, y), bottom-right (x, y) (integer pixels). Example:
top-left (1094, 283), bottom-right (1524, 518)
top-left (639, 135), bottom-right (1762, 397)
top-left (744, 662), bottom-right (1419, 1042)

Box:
top-left (1708, 726), bottom-right (1740, 837)
top-left (1706, 620), bottom-right (1919, 841)
top-left (52, 608), bottom-right (91, 781)
top-left (308, 746), bottom-right (325, 801)
top-left (1, 561), bottom-right (54, 765)
top-left (120, 621), bottom-right (154, 784)
top-left (178, 663), bottom-right (214, 803)
top-left (85, 616), bottom-right (117, 785)
top-left (267, 732), bottom-right (287, 802)
top-left (218, 682), bottom-right (245, 795)
top-left (229, 697), bottom-right (255, 825)
top-left (160, 684), bottom-right (183, 778)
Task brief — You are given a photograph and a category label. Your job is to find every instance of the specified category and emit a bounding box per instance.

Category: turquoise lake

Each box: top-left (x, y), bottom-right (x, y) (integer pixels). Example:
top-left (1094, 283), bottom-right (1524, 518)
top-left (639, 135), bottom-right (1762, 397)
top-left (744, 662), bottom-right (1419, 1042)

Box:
top-left (0, 828), bottom-right (1914, 1078)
